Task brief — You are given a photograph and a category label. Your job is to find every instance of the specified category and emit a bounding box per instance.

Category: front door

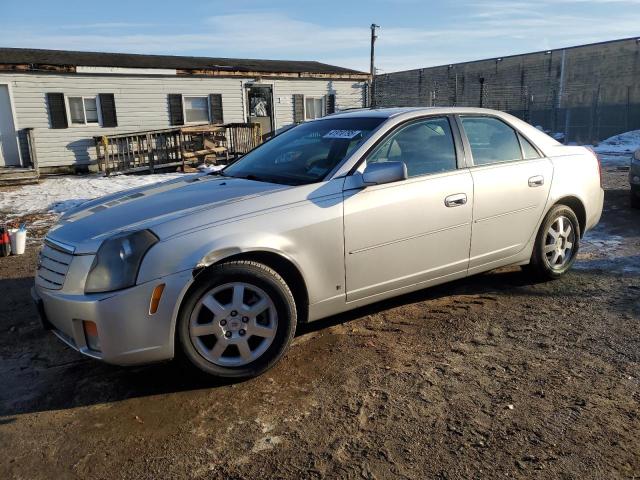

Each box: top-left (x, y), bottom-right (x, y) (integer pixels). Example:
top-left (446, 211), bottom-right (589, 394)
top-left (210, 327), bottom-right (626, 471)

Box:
top-left (246, 85), bottom-right (274, 137)
top-left (343, 116), bottom-right (473, 302)
top-left (458, 115), bottom-right (553, 271)
top-left (0, 85), bottom-right (20, 167)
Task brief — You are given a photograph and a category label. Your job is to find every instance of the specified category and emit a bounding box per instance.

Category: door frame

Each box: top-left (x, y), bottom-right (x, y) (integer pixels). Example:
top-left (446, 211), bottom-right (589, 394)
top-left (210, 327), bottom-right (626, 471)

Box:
top-left (244, 81), bottom-right (277, 134)
top-left (0, 81), bottom-right (22, 167)
top-left (346, 114), bottom-right (469, 176)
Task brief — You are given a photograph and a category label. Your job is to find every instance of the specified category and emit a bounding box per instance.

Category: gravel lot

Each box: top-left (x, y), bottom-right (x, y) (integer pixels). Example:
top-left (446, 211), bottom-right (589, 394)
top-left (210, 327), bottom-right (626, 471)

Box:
top-left (0, 169), bottom-right (638, 479)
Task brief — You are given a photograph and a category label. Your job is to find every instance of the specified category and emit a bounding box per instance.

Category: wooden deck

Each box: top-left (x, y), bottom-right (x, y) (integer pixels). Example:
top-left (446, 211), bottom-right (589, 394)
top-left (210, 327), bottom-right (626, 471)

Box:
top-left (94, 123), bottom-right (262, 175)
top-left (0, 167), bottom-right (39, 186)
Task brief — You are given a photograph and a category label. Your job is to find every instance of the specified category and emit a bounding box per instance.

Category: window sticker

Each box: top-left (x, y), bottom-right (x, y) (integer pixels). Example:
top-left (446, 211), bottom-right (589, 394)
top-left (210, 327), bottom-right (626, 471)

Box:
top-left (323, 129), bottom-right (362, 139)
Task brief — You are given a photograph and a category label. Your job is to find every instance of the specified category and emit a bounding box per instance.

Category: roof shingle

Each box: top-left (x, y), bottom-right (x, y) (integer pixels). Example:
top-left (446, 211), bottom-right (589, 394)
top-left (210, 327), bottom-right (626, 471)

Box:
top-left (0, 47), bottom-right (367, 77)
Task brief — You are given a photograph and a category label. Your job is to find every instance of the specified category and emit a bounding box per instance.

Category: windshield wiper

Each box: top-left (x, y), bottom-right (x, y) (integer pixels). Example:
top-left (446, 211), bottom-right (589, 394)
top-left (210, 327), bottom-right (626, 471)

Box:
top-left (234, 174), bottom-right (281, 184)
top-left (206, 169), bottom-right (228, 177)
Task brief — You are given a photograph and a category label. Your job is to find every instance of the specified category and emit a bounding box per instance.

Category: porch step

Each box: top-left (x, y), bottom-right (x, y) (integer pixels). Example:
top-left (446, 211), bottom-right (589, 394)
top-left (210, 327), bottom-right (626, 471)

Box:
top-left (0, 167), bottom-right (39, 186)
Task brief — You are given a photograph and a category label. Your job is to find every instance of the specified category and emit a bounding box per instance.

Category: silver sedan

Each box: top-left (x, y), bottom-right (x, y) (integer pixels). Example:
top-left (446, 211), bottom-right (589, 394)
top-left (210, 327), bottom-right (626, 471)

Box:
top-left (32, 108), bottom-right (604, 378)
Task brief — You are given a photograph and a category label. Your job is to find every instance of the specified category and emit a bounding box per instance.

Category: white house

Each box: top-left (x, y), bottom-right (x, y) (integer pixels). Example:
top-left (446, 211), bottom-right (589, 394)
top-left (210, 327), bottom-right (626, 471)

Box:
top-left (0, 48), bottom-right (369, 176)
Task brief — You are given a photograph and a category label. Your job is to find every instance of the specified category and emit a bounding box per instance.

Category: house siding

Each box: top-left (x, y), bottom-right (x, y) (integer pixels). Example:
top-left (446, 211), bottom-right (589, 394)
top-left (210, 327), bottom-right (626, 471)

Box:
top-left (272, 79), bottom-right (366, 128)
top-left (1, 73), bottom-right (366, 169)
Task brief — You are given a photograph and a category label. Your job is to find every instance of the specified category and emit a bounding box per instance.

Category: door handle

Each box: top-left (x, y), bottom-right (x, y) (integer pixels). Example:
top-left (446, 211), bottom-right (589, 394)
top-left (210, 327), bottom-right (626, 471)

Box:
top-left (528, 175), bottom-right (544, 187)
top-left (445, 193), bottom-right (467, 207)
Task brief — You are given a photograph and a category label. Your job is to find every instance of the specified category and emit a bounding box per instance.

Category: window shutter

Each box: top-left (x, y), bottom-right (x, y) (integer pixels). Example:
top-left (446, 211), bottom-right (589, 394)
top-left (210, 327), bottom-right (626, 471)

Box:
top-left (326, 94), bottom-right (336, 115)
top-left (293, 94), bottom-right (304, 123)
top-left (208, 94), bottom-right (224, 124)
top-left (168, 94), bottom-right (184, 126)
top-left (98, 93), bottom-right (118, 127)
top-left (46, 93), bottom-right (68, 129)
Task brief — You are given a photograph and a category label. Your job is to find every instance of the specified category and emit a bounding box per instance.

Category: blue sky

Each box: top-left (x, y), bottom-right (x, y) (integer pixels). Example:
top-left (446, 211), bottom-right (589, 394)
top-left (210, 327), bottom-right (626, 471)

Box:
top-left (1, 0), bottom-right (639, 73)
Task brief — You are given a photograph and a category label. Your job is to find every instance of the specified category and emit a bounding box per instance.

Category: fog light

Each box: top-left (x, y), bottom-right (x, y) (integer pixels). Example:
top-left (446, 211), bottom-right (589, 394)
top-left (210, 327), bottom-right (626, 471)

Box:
top-left (632, 175), bottom-right (640, 184)
top-left (149, 283), bottom-right (165, 315)
top-left (83, 320), bottom-right (101, 351)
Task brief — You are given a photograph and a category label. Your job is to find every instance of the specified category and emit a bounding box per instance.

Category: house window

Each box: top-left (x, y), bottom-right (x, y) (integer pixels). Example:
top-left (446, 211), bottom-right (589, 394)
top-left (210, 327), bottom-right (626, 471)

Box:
top-left (84, 98), bottom-right (99, 123)
top-left (184, 96), bottom-right (209, 123)
top-left (305, 97), bottom-right (325, 120)
top-left (67, 96), bottom-right (99, 125)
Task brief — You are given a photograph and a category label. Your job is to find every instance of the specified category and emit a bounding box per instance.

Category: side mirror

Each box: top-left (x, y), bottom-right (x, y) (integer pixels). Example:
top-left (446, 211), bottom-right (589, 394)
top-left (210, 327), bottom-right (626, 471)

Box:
top-left (362, 161), bottom-right (407, 186)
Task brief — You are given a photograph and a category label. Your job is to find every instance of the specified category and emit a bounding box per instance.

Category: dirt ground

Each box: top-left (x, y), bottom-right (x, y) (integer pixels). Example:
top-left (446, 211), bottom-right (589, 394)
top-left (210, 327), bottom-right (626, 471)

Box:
top-left (1, 169), bottom-right (639, 479)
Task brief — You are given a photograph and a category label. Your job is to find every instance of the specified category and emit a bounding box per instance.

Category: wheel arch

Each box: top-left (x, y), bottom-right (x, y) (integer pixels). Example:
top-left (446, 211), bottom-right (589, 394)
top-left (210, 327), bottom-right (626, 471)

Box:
top-left (552, 195), bottom-right (586, 237)
top-left (191, 249), bottom-right (310, 324)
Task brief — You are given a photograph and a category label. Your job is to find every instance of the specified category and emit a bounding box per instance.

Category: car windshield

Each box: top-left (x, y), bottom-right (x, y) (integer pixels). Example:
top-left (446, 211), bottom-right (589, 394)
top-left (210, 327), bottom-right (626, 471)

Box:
top-left (223, 117), bottom-right (385, 185)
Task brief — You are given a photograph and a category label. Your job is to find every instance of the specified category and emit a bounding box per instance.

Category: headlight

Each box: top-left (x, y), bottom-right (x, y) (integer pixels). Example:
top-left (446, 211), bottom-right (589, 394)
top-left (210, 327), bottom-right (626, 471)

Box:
top-left (85, 230), bottom-right (158, 293)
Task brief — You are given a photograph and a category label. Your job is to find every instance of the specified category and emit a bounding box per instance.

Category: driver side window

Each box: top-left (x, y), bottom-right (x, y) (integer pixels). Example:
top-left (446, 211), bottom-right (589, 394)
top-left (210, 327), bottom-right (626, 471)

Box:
top-left (367, 117), bottom-right (457, 177)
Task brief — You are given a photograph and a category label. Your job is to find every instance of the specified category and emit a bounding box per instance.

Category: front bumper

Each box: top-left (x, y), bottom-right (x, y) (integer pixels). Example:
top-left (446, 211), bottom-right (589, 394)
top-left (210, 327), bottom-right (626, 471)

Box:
top-left (32, 269), bottom-right (193, 366)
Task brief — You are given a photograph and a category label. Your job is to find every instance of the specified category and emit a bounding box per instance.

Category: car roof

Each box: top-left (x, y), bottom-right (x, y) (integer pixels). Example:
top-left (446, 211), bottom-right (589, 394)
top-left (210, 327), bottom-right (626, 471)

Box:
top-left (323, 106), bottom-right (563, 157)
top-left (326, 106), bottom-right (522, 120)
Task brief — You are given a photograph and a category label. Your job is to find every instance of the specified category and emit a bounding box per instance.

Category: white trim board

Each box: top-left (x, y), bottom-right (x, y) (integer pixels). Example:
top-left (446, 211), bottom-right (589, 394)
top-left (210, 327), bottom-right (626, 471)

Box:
top-left (0, 81), bottom-right (23, 166)
top-left (76, 66), bottom-right (177, 76)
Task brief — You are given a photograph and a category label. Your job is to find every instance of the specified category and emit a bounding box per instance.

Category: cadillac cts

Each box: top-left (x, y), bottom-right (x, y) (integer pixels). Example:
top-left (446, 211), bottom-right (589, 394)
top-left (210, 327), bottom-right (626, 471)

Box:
top-left (32, 108), bottom-right (604, 378)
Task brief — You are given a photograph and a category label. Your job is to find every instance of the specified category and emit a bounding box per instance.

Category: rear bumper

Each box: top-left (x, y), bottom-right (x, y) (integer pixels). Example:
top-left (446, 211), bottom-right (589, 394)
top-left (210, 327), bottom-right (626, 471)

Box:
top-left (32, 269), bottom-right (193, 366)
top-left (585, 187), bottom-right (604, 234)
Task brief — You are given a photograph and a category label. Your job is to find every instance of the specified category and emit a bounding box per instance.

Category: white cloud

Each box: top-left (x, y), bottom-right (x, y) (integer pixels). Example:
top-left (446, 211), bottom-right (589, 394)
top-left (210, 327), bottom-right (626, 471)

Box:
top-left (60, 22), bottom-right (155, 30)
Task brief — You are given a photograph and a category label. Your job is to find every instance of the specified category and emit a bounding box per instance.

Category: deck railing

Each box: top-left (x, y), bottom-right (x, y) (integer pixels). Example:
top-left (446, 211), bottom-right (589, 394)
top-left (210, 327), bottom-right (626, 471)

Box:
top-left (94, 123), bottom-right (262, 175)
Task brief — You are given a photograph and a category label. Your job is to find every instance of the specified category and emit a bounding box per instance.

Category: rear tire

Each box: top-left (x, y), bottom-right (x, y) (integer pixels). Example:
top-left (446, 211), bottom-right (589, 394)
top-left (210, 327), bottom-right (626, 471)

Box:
top-left (631, 189), bottom-right (640, 209)
top-left (177, 261), bottom-right (297, 379)
top-left (526, 205), bottom-right (580, 280)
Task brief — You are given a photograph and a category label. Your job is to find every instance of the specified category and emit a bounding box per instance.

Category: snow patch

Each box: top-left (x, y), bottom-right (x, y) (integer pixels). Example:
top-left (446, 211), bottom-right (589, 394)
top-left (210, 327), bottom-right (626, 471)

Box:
top-left (197, 163), bottom-right (225, 174)
top-left (584, 129), bottom-right (640, 168)
top-left (594, 130), bottom-right (640, 155)
top-left (576, 228), bottom-right (640, 274)
top-left (0, 173), bottom-right (185, 217)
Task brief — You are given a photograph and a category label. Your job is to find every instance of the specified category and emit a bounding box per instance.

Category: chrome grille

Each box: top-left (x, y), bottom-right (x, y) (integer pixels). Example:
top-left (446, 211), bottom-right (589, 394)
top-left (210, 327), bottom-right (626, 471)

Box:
top-left (36, 241), bottom-right (74, 290)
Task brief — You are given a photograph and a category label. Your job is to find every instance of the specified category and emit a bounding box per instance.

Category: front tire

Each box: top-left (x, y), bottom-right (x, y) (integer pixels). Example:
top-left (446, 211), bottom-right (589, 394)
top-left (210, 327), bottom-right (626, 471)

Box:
top-left (526, 205), bottom-right (580, 280)
top-left (177, 261), bottom-right (297, 379)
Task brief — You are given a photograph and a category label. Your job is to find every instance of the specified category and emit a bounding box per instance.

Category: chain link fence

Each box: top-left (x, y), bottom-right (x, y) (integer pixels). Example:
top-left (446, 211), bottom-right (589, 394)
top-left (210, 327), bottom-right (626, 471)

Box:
top-left (375, 71), bottom-right (640, 144)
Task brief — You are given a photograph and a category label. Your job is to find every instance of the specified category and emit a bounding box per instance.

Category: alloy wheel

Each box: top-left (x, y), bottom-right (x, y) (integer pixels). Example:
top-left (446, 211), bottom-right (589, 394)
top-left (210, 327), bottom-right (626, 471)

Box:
top-left (189, 282), bottom-right (278, 367)
top-left (544, 215), bottom-right (575, 270)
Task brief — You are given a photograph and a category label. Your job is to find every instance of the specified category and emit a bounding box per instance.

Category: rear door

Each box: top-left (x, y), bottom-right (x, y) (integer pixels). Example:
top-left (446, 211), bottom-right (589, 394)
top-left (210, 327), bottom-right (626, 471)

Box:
top-left (458, 115), bottom-right (553, 271)
top-left (343, 116), bottom-right (473, 302)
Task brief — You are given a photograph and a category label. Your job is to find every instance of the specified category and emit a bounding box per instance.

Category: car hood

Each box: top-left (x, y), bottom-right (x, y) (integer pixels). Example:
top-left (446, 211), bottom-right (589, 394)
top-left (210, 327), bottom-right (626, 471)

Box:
top-left (47, 173), bottom-right (291, 253)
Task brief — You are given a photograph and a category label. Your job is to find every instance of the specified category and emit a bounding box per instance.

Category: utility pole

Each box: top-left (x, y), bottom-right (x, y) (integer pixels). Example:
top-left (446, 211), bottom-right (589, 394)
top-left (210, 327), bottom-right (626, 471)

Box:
top-left (369, 23), bottom-right (380, 108)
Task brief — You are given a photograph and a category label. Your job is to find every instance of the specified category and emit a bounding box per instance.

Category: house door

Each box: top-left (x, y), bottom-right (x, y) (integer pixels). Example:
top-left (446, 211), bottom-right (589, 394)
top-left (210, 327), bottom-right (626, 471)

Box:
top-left (246, 85), bottom-right (273, 137)
top-left (0, 85), bottom-right (20, 167)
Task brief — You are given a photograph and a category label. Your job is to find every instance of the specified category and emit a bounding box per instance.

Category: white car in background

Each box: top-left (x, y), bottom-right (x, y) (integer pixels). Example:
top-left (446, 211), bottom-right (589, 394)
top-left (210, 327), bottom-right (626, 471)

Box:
top-left (32, 108), bottom-right (604, 379)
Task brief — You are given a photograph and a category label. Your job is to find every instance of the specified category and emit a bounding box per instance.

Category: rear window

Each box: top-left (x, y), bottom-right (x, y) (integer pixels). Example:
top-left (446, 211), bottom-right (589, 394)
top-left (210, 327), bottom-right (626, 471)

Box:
top-left (461, 116), bottom-right (523, 165)
top-left (518, 133), bottom-right (541, 159)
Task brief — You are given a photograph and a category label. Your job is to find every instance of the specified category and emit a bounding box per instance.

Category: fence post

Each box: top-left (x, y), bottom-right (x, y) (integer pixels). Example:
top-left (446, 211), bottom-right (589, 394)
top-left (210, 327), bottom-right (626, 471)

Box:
top-left (179, 131), bottom-right (186, 172)
top-left (626, 86), bottom-right (631, 132)
top-left (146, 133), bottom-right (154, 173)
